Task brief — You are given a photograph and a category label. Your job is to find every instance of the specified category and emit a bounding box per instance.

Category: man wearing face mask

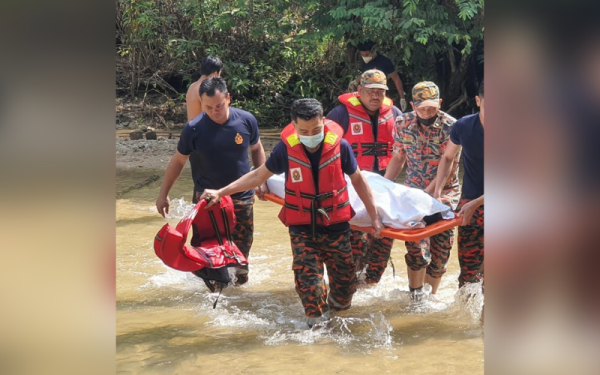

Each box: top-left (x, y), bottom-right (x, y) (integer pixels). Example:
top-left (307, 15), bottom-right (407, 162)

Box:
top-left (199, 98), bottom-right (383, 327)
top-left (348, 41), bottom-right (406, 112)
top-left (326, 69), bottom-right (402, 285)
top-left (384, 81), bottom-right (460, 300)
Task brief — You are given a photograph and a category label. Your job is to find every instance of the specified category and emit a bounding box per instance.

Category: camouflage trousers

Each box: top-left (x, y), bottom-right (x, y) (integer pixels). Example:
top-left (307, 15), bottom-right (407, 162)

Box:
top-left (289, 228), bottom-right (357, 318)
top-left (349, 229), bottom-right (394, 283)
top-left (192, 196), bottom-right (254, 285)
top-left (457, 198), bottom-right (484, 287)
top-left (405, 227), bottom-right (455, 278)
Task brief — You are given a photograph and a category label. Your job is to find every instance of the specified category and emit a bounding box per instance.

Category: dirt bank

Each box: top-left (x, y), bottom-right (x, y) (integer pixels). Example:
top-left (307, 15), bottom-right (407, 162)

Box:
top-left (116, 137), bottom-right (280, 169)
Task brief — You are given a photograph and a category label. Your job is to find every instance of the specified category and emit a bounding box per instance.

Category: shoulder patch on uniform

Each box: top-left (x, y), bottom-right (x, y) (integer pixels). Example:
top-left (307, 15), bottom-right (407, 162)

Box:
top-left (440, 112), bottom-right (457, 126)
top-left (348, 97), bottom-right (361, 106)
top-left (324, 132), bottom-right (338, 145)
top-left (383, 97), bottom-right (392, 106)
top-left (286, 134), bottom-right (301, 147)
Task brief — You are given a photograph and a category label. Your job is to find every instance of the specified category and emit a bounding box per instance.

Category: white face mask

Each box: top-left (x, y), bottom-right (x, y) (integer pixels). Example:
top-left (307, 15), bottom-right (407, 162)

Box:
top-left (362, 55), bottom-right (373, 63)
top-left (299, 130), bottom-right (324, 148)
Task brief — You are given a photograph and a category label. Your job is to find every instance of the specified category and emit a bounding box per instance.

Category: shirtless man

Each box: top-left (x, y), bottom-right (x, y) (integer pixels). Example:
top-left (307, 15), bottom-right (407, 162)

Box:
top-left (185, 55), bottom-right (223, 122)
top-left (185, 56), bottom-right (224, 188)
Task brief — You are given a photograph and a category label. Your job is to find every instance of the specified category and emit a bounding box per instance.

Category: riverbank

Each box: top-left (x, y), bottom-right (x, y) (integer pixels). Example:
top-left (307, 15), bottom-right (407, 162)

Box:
top-left (116, 137), bottom-right (281, 169)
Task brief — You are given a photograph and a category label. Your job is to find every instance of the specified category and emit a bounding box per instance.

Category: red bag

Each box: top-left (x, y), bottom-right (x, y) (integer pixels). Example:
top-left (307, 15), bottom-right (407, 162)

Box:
top-left (153, 196), bottom-right (247, 272)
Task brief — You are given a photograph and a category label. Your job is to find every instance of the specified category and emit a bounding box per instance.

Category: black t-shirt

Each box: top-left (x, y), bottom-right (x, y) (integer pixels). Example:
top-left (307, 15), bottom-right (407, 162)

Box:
top-left (177, 107), bottom-right (259, 200)
top-left (266, 139), bottom-right (358, 235)
top-left (326, 104), bottom-right (402, 174)
top-left (361, 53), bottom-right (395, 75)
top-left (450, 113), bottom-right (484, 199)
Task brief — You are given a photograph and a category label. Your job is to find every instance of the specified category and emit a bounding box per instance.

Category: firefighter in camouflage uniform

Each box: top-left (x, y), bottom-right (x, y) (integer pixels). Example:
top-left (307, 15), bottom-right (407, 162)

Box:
top-left (326, 69), bottom-right (403, 284)
top-left (385, 81), bottom-right (460, 299)
top-left (200, 98), bottom-right (383, 327)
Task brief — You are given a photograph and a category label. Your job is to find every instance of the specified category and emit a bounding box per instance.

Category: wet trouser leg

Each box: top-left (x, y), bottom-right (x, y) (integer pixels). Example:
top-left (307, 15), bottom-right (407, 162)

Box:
top-left (457, 199), bottom-right (484, 288)
top-left (323, 231), bottom-right (357, 310)
top-left (426, 228), bottom-right (455, 279)
top-left (230, 197), bottom-right (254, 284)
top-left (405, 227), bottom-right (454, 280)
top-left (349, 229), bottom-right (394, 283)
top-left (290, 228), bottom-right (356, 318)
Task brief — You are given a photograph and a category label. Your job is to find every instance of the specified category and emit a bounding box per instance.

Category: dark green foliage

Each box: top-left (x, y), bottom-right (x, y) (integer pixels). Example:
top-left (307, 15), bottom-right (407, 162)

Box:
top-left (116, 0), bottom-right (484, 126)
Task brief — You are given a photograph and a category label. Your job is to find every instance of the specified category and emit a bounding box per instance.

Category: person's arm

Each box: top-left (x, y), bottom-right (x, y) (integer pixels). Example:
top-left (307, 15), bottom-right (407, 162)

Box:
top-left (432, 140), bottom-right (462, 199)
top-left (389, 71), bottom-right (404, 99)
top-left (389, 72), bottom-right (406, 112)
top-left (156, 151), bottom-right (189, 217)
top-left (348, 168), bottom-right (384, 237)
top-left (250, 139), bottom-right (266, 167)
top-left (201, 164), bottom-right (274, 207)
top-left (384, 117), bottom-right (407, 181)
top-left (250, 139), bottom-right (269, 201)
top-left (247, 109), bottom-right (269, 199)
top-left (458, 195), bottom-right (484, 226)
top-left (383, 152), bottom-right (406, 181)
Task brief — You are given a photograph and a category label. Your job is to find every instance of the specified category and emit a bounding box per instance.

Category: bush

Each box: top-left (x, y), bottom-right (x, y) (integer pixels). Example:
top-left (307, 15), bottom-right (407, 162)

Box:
top-left (116, 0), bottom-right (484, 126)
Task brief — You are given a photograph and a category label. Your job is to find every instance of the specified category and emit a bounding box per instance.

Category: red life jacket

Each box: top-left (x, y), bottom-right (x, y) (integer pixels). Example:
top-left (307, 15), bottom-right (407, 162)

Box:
top-left (277, 120), bottom-right (354, 236)
top-left (338, 92), bottom-right (396, 171)
top-left (153, 196), bottom-right (247, 272)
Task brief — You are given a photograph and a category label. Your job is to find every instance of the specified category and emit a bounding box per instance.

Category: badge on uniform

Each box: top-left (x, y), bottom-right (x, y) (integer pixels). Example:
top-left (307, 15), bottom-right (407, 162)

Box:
top-left (235, 133), bottom-right (243, 144)
top-left (351, 122), bottom-right (363, 135)
top-left (290, 168), bottom-right (303, 183)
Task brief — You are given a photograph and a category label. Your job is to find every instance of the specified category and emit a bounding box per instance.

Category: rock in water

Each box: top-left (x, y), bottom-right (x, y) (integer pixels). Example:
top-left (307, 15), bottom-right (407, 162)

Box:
top-left (130, 130), bottom-right (144, 140)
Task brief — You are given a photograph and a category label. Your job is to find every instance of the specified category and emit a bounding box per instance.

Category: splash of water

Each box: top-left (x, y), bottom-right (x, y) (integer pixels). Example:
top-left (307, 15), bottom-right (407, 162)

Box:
top-left (164, 198), bottom-right (195, 220)
top-left (261, 312), bottom-right (394, 351)
top-left (453, 281), bottom-right (485, 323)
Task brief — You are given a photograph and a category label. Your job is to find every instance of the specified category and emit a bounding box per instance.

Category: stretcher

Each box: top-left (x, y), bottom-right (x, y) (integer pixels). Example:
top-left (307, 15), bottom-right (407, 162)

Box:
top-left (263, 193), bottom-right (462, 241)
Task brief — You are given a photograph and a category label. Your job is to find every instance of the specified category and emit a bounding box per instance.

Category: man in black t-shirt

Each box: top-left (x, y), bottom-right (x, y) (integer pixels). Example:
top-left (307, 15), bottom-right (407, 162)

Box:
top-left (348, 41), bottom-right (406, 111)
top-left (156, 77), bottom-right (267, 286)
top-left (433, 81), bottom-right (484, 289)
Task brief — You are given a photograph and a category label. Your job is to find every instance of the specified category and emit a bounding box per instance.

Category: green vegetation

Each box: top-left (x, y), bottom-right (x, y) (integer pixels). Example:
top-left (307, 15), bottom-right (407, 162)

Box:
top-left (116, 0), bottom-right (483, 126)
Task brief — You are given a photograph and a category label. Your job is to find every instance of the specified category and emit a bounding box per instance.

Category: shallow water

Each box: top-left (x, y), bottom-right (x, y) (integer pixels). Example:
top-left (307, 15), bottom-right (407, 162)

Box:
top-left (116, 168), bottom-right (483, 374)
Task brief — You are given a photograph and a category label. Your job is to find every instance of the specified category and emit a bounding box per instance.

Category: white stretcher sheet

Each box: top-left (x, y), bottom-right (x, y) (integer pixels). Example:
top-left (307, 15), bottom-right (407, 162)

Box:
top-left (266, 171), bottom-right (455, 229)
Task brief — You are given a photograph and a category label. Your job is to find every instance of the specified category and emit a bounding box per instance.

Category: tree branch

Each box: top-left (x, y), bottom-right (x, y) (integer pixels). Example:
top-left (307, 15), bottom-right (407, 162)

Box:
top-left (447, 46), bottom-right (457, 74)
top-left (446, 81), bottom-right (467, 115)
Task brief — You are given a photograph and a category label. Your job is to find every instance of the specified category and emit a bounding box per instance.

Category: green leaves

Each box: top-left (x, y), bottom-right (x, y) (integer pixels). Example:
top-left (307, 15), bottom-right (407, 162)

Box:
top-left (117, 0), bottom-right (484, 122)
top-left (457, 0), bottom-right (483, 21)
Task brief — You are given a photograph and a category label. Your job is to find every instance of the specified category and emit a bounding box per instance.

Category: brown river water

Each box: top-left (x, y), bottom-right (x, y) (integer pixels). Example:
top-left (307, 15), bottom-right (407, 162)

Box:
top-left (116, 167), bottom-right (483, 374)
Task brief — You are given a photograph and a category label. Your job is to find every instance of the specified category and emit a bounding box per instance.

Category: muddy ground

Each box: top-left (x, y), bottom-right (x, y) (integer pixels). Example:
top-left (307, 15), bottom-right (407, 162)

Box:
top-left (116, 137), bottom-right (281, 169)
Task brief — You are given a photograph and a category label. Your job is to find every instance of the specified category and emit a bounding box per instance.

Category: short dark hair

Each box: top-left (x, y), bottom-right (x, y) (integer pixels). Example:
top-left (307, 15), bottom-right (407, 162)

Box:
top-left (290, 98), bottom-right (323, 122)
top-left (478, 80), bottom-right (484, 97)
top-left (357, 41), bottom-right (375, 52)
top-left (199, 77), bottom-right (228, 97)
top-left (200, 56), bottom-right (223, 76)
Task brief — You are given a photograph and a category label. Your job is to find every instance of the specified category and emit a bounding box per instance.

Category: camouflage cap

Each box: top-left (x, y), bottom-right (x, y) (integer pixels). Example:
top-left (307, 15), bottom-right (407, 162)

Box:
top-left (360, 69), bottom-right (389, 90)
top-left (412, 81), bottom-right (440, 108)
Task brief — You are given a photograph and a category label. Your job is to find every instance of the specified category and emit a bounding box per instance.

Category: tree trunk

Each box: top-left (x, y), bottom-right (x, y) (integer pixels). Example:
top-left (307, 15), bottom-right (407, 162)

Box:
top-left (441, 47), bottom-right (472, 114)
top-left (130, 47), bottom-right (137, 98)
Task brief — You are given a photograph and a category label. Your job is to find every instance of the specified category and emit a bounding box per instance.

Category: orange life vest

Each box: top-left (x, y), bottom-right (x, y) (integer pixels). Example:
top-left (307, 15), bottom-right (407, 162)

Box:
top-left (338, 92), bottom-right (395, 171)
top-left (277, 120), bottom-right (354, 236)
top-left (154, 196), bottom-right (247, 272)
